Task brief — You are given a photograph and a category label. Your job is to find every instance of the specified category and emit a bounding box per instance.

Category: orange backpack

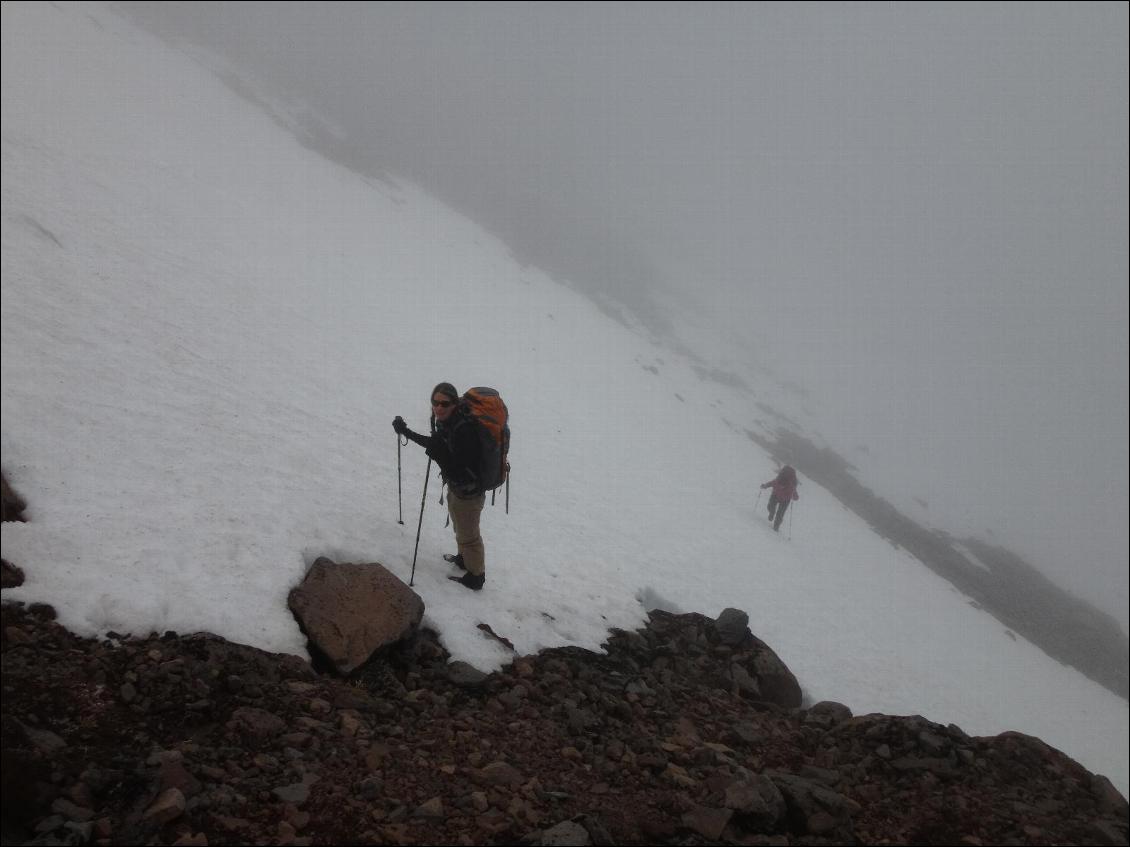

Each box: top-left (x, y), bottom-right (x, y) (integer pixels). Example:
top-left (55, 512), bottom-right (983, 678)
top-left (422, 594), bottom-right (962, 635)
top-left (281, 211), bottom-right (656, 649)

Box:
top-left (461, 387), bottom-right (510, 492)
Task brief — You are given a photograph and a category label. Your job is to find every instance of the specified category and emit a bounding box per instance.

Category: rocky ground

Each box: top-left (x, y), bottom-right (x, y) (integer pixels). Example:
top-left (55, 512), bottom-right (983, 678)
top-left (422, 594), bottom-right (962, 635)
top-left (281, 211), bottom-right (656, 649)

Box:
top-left (2, 594), bottom-right (1128, 847)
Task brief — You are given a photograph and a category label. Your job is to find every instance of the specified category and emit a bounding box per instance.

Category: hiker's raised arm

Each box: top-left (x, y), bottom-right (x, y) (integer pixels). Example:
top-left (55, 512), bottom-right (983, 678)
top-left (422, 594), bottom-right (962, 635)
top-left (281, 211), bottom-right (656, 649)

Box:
top-left (392, 416), bottom-right (430, 448)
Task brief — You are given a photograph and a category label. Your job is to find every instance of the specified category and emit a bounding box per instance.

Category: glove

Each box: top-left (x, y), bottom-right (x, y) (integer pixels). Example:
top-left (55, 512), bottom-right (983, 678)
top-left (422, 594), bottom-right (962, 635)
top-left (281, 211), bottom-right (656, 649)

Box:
top-left (392, 416), bottom-right (408, 436)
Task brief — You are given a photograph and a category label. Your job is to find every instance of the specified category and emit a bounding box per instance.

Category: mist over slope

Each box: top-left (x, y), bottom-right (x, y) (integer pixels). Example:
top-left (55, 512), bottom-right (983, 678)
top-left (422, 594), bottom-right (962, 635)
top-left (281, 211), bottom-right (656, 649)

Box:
top-left (750, 428), bottom-right (1129, 700)
top-left (117, 0), bottom-right (1130, 698)
top-left (2, 1), bottom-right (1126, 794)
top-left (115, 1), bottom-right (1130, 631)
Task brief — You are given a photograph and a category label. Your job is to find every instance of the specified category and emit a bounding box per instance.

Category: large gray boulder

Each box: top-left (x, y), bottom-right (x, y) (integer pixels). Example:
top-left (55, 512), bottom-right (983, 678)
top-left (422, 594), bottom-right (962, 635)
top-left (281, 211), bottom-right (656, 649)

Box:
top-left (715, 607), bottom-right (751, 646)
top-left (288, 557), bottom-right (424, 675)
top-left (747, 633), bottom-right (803, 708)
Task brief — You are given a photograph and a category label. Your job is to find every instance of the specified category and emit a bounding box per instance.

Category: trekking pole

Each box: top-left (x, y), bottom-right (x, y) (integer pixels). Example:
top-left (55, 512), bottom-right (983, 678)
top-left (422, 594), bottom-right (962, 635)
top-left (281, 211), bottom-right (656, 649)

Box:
top-left (788, 501), bottom-right (795, 540)
top-left (396, 434), bottom-right (405, 525)
top-left (755, 489), bottom-right (762, 513)
top-left (505, 472), bottom-right (509, 515)
top-left (438, 478), bottom-right (451, 527)
top-left (409, 458), bottom-right (432, 587)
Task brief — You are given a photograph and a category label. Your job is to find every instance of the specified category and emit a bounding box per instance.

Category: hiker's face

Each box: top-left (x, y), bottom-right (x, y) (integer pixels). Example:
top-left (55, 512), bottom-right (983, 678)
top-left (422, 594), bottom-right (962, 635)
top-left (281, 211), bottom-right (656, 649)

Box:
top-left (431, 395), bottom-right (456, 423)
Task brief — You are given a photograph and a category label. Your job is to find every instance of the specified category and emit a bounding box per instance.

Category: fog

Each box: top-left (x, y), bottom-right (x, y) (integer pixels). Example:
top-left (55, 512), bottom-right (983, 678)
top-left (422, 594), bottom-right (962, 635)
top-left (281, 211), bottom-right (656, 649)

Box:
top-left (118, 2), bottom-right (1128, 629)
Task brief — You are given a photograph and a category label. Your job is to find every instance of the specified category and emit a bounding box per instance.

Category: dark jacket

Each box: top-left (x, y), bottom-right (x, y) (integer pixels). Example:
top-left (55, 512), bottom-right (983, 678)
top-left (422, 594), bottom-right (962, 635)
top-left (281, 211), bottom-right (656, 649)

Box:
top-left (404, 412), bottom-right (483, 495)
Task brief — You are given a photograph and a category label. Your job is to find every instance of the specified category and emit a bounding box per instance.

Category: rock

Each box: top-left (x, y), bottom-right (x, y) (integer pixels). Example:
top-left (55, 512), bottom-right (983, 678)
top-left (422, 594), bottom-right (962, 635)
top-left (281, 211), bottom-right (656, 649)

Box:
top-left (1, 472), bottom-right (27, 522)
top-left (746, 636), bottom-right (803, 708)
top-left (68, 821), bottom-right (96, 841)
top-left (25, 726), bottom-right (67, 753)
top-left (272, 773), bottom-right (319, 806)
top-left (413, 797), bottom-right (444, 819)
top-left (4, 625), bottom-right (31, 645)
top-left (339, 711), bottom-right (363, 736)
top-left (287, 558), bottom-right (424, 675)
top-left (526, 819), bottom-right (592, 845)
top-left (918, 730), bottom-right (948, 754)
top-left (144, 788), bottom-right (186, 825)
top-left (682, 806), bottom-right (733, 840)
top-left (27, 602), bottom-right (57, 621)
top-left (728, 722), bottom-right (765, 746)
top-left (171, 833), bottom-right (208, 846)
top-left (807, 701), bottom-right (853, 726)
top-left (159, 759), bottom-right (203, 798)
top-left (1088, 817), bottom-right (1130, 846)
top-left (50, 798), bottom-right (93, 822)
top-left (715, 608), bottom-right (750, 646)
top-left (729, 662), bottom-right (760, 698)
top-left (890, 755), bottom-right (957, 775)
top-left (1, 559), bottom-right (25, 588)
top-left (724, 773), bottom-right (787, 829)
top-left (1092, 774), bottom-right (1130, 817)
top-left (448, 660), bottom-right (489, 687)
top-left (769, 772), bottom-right (860, 836)
top-left (481, 761), bottom-right (525, 787)
top-left (227, 706), bottom-right (286, 739)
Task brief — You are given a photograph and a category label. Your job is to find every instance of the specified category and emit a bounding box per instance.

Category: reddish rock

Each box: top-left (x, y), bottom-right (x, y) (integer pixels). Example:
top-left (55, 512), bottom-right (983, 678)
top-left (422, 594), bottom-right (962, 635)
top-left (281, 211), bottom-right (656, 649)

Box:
top-left (287, 558), bottom-right (424, 675)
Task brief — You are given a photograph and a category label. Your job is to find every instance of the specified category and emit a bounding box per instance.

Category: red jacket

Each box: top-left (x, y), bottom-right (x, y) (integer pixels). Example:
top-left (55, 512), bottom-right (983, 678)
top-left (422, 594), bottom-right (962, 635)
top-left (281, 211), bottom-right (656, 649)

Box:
top-left (762, 466), bottom-right (799, 501)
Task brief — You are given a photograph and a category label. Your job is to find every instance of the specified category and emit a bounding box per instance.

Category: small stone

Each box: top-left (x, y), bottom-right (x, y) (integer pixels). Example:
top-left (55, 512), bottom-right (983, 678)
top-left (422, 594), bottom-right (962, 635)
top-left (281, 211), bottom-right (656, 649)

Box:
top-left (481, 761), bottom-right (524, 787)
top-left (413, 797), bottom-right (444, 819)
top-left (144, 788), bottom-right (186, 825)
top-left (682, 806), bottom-right (733, 841)
top-left (51, 798), bottom-right (94, 822)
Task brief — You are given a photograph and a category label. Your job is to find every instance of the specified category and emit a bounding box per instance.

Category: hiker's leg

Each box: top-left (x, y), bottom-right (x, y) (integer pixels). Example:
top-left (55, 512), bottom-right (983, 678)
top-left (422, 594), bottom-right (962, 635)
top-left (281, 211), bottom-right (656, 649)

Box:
top-left (448, 491), bottom-right (486, 576)
top-left (773, 499), bottom-right (788, 531)
top-left (768, 494), bottom-right (780, 522)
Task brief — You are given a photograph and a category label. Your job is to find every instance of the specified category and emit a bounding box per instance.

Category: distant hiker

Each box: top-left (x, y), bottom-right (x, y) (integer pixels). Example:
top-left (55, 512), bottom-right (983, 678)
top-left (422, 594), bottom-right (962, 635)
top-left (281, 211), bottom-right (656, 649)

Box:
top-left (393, 382), bottom-right (505, 591)
top-left (760, 465), bottom-right (800, 532)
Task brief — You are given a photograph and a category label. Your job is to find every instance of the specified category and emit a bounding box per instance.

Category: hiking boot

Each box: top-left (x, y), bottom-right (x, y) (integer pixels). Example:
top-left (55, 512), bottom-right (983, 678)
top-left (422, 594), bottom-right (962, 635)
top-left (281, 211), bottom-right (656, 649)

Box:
top-left (443, 553), bottom-right (466, 570)
top-left (448, 571), bottom-right (485, 591)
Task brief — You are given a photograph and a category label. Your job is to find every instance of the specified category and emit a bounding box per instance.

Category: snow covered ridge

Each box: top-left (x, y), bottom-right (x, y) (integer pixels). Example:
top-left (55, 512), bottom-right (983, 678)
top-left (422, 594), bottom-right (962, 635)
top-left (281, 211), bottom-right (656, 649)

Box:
top-left (1, 1), bottom-right (1126, 796)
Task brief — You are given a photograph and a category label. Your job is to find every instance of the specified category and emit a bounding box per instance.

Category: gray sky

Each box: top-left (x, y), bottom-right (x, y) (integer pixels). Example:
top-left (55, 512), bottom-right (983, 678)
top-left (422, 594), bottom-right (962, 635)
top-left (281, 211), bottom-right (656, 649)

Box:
top-left (119, 1), bottom-right (1128, 625)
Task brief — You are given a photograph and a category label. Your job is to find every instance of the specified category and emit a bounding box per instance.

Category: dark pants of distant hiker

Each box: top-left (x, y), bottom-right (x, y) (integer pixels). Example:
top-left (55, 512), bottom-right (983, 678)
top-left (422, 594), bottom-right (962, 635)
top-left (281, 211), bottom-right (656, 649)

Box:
top-left (768, 494), bottom-right (789, 531)
top-left (448, 490), bottom-right (486, 576)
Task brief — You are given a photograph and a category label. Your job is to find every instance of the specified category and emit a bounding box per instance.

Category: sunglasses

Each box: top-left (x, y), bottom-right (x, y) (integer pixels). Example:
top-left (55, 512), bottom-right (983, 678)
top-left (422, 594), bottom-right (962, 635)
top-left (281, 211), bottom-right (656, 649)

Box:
top-left (431, 399), bottom-right (454, 409)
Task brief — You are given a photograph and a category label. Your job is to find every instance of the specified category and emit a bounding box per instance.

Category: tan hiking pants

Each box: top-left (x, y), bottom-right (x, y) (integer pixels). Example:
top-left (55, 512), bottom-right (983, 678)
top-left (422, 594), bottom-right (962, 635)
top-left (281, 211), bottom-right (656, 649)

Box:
top-left (448, 489), bottom-right (486, 576)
